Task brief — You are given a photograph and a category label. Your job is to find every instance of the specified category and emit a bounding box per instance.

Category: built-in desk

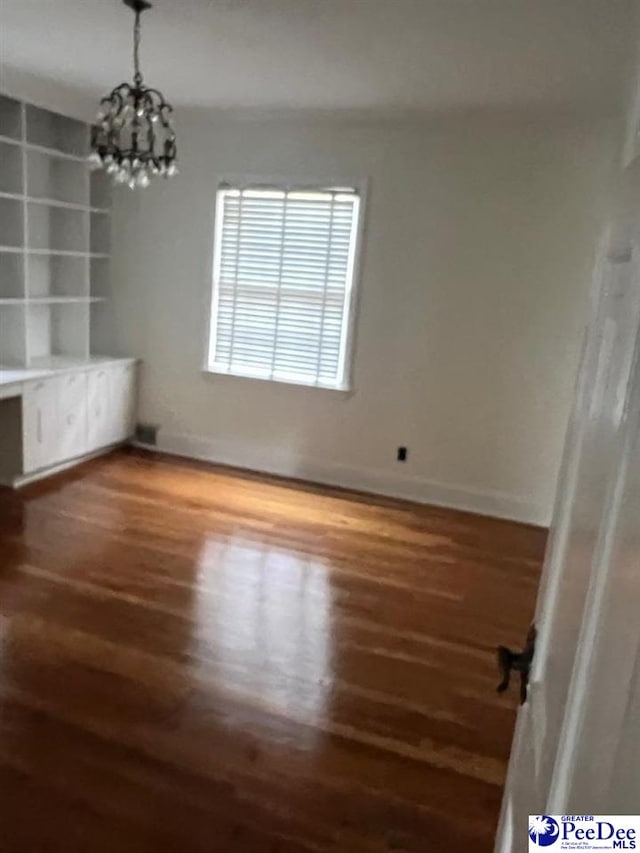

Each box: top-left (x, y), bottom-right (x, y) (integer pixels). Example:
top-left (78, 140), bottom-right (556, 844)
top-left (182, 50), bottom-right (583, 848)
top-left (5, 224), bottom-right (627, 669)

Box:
top-left (0, 357), bottom-right (137, 486)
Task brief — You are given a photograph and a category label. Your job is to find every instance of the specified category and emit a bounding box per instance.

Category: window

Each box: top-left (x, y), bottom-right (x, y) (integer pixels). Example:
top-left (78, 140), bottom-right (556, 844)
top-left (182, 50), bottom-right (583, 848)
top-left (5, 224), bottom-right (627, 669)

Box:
top-left (207, 181), bottom-right (362, 390)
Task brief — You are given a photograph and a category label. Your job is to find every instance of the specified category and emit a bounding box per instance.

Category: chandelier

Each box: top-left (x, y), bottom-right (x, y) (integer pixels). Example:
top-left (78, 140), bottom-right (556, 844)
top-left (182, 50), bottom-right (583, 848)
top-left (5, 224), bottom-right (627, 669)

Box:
top-left (89, 0), bottom-right (177, 189)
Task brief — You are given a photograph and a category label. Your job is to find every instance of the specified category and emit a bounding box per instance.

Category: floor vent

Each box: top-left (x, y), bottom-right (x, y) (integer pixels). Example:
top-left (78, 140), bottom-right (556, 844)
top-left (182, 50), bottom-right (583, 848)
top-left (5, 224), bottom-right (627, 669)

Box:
top-left (135, 423), bottom-right (159, 446)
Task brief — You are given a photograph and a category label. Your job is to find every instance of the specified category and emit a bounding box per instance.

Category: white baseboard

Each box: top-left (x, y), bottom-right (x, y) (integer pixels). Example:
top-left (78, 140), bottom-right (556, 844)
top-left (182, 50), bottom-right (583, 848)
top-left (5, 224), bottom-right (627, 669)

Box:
top-left (9, 443), bottom-right (124, 489)
top-left (137, 430), bottom-right (549, 527)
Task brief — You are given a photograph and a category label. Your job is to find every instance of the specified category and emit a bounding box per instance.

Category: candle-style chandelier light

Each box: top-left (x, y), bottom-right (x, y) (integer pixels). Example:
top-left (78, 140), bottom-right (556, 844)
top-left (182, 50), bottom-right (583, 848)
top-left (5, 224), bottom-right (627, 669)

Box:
top-left (89, 0), bottom-right (177, 189)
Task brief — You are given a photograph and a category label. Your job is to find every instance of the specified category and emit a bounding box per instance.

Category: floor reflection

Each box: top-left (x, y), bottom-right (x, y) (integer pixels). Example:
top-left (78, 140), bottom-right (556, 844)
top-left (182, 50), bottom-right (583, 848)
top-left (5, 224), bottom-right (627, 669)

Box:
top-left (192, 535), bottom-right (334, 729)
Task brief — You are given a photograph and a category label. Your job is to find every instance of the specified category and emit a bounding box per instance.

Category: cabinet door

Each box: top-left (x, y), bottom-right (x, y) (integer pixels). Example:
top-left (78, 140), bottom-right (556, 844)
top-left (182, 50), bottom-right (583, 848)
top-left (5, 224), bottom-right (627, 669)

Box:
top-left (108, 363), bottom-right (136, 444)
top-left (22, 378), bottom-right (58, 473)
top-left (87, 368), bottom-right (110, 452)
top-left (56, 372), bottom-right (88, 463)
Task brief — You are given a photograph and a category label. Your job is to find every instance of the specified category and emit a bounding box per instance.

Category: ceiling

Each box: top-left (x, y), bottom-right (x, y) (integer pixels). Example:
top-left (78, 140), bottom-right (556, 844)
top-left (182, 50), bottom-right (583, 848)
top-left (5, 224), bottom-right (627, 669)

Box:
top-left (0, 0), bottom-right (638, 119)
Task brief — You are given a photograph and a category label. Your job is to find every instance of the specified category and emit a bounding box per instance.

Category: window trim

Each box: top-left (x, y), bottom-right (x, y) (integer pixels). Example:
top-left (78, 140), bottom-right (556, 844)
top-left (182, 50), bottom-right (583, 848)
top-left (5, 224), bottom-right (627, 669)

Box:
top-left (203, 174), bottom-right (368, 393)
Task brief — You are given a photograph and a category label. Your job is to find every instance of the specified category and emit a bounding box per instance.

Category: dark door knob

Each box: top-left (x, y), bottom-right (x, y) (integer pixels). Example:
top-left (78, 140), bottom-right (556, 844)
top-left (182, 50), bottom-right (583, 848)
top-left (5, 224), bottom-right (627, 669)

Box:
top-left (497, 624), bottom-right (536, 705)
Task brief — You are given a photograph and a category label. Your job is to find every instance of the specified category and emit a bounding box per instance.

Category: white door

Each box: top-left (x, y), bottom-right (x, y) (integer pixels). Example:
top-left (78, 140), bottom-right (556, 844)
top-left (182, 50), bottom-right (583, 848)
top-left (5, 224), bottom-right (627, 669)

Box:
top-left (495, 207), bottom-right (640, 846)
top-left (55, 371), bottom-right (88, 463)
top-left (547, 325), bottom-right (640, 814)
top-left (22, 377), bottom-right (58, 473)
top-left (87, 368), bottom-right (110, 451)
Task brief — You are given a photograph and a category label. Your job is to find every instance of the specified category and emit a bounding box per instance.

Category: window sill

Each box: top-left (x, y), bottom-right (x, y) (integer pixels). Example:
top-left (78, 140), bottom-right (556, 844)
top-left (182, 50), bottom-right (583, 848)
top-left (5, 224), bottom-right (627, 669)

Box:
top-left (202, 366), bottom-right (353, 395)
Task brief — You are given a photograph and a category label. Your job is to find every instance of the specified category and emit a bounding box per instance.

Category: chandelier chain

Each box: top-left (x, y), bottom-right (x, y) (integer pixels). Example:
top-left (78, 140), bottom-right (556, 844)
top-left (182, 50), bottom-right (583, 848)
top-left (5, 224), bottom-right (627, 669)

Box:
top-left (133, 10), bottom-right (143, 86)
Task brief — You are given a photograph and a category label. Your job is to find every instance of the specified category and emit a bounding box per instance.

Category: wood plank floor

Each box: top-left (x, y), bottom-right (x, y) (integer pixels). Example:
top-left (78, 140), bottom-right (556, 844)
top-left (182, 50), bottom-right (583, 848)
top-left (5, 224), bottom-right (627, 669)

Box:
top-left (0, 449), bottom-right (546, 852)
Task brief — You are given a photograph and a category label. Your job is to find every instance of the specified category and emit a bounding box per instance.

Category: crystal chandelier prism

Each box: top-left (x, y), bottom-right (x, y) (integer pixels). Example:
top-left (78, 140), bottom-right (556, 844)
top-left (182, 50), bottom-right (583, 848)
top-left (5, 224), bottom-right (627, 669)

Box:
top-left (89, 0), bottom-right (177, 189)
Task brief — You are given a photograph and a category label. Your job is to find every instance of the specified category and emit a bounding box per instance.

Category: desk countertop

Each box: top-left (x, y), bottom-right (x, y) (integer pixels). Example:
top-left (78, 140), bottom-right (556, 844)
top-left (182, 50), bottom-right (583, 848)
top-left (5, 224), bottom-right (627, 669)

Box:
top-left (0, 356), bottom-right (137, 389)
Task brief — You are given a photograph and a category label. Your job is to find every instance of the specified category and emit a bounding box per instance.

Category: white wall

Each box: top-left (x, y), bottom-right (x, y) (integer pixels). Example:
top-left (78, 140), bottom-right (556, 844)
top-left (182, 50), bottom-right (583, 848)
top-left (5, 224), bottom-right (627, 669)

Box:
top-left (109, 111), bottom-right (616, 526)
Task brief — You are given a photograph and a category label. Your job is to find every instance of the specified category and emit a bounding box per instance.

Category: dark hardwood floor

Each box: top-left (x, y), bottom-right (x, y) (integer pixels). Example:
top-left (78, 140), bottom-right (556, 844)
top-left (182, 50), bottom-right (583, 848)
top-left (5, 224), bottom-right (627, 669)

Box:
top-left (0, 449), bottom-right (546, 852)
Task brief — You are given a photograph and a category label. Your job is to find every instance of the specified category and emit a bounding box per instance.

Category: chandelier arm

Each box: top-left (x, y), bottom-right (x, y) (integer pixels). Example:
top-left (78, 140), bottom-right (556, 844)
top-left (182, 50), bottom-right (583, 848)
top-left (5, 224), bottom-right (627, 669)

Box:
top-left (107, 90), bottom-right (126, 111)
top-left (141, 87), bottom-right (172, 109)
top-left (111, 83), bottom-right (133, 99)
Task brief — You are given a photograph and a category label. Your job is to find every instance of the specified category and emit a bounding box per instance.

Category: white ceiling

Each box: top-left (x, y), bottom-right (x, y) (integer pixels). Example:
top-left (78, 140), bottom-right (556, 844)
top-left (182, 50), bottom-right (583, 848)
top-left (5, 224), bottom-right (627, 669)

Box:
top-left (0, 0), bottom-right (638, 119)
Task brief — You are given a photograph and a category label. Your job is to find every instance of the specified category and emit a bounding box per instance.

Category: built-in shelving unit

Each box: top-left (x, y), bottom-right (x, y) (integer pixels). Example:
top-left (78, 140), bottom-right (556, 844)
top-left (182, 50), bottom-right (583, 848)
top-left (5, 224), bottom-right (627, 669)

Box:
top-left (0, 95), bottom-right (137, 490)
top-left (0, 93), bottom-right (113, 368)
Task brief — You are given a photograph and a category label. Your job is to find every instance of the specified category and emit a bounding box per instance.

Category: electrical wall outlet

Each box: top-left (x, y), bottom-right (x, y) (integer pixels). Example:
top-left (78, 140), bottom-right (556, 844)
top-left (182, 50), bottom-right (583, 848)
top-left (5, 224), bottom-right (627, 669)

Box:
top-left (397, 446), bottom-right (408, 462)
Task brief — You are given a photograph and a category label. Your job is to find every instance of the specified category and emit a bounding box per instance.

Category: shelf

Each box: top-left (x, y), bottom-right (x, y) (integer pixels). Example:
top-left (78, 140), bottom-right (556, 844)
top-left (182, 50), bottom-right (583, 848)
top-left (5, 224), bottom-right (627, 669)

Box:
top-left (27, 149), bottom-right (88, 206)
top-left (0, 248), bottom-right (109, 258)
top-left (31, 297), bottom-right (104, 304)
top-left (0, 253), bottom-right (24, 299)
top-left (0, 141), bottom-right (23, 195)
top-left (0, 298), bottom-right (104, 305)
top-left (24, 195), bottom-right (109, 214)
top-left (90, 170), bottom-right (113, 211)
top-left (26, 105), bottom-right (88, 158)
top-left (90, 255), bottom-right (110, 298)
top-left (0, 304), bottom-right (27, 365)
top-left (90, 211), bottom-right (111, 255)
top-left (27, 301), bottom-right (89, 364)
top-left (16, 249), bottom-right (109, 258)
top-left (90, 299), bottom-right (115, 357)
top-left (0, 96), bottom-right (22, 141)
top-left (27, 203), bottom-right (87, 253)
top-left (28, 253), bottom-right (86, 299)
top-left (0, 133), bottom-right (89, 164)
top-left (0, 197), bottom-right (24, 247)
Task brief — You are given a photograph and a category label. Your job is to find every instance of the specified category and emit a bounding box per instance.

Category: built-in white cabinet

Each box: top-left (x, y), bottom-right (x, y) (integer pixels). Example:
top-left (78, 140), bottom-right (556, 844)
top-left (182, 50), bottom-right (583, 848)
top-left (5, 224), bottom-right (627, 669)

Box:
top-left (1, 95), bottom-right (137, 488)
top-left (22, 378), bottom-right (58, 473)
top-left (87, 368), bottom-right (110, 452)
top-left (21, 361), bottom-right (136, 475)
top-left (58, 371), bottom-right (88, 461)
top-left (87, 362), bottom-right (136, 451)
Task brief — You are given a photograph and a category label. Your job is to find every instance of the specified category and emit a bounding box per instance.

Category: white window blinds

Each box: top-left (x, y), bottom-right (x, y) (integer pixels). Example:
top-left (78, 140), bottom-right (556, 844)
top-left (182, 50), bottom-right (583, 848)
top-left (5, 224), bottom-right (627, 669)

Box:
top-left (208, 184), bottom-right (361, 389)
